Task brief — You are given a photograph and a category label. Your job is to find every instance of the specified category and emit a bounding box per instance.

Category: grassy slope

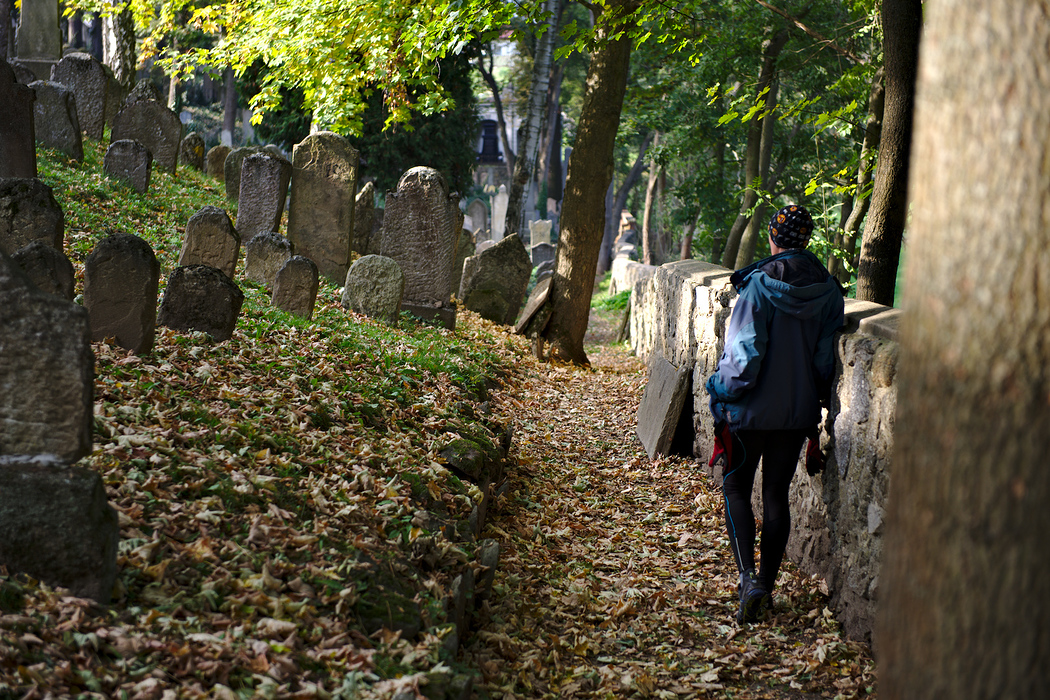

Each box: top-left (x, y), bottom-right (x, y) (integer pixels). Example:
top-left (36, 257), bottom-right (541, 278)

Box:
top-left (2, 141), bottom-right (531, 698)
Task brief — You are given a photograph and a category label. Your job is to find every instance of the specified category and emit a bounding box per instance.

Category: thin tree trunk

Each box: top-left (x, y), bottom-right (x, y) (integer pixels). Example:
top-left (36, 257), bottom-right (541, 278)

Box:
top-left (476, 48), bottom-right (516, 178)
top-left (855, 0), bottom-right (920, 305)
top-left (538, 62), bottom-right (565, 204)
top-left (167, 38), bottom-right (179, 110)
top-left (223, 66), bottom-right (237, 146)
top-left (641, 132), bottom-right (661, 265)
top-left (546, 111), bottom-right (563, 205)
top-left (0, 0), bottom-right (9, 60)
top-left (597, 129), bottom-right (654, 274)
top-left (735, 76), bottom-right (780, 268)
top-left (680, 217), bottom-right (697, 260)
top-left (102, 1), bottom-right (136, 88)
top-left (711, 139), bottom-right (727, 261)
top-left (879, 2), bottom-right (1050, 696)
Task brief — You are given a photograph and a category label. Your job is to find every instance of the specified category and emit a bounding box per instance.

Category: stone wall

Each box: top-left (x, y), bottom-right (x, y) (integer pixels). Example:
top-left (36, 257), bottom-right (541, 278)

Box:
top-left (630, 259), bottom-right (901, 645)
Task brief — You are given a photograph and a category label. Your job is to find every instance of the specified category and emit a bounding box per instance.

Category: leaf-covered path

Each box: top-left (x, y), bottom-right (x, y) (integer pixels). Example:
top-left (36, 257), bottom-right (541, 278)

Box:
top-left (466, 329), bottom-right (876, 699)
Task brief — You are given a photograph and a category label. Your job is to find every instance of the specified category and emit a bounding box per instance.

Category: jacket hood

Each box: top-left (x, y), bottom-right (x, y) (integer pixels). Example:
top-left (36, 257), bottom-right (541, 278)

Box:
top-left (731, 249), bottom-right (844, 320)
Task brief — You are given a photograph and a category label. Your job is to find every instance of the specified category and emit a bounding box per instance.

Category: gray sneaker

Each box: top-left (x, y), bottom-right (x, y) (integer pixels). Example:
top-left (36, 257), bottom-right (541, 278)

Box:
top-left (736, 568), bottom-right (771, 624)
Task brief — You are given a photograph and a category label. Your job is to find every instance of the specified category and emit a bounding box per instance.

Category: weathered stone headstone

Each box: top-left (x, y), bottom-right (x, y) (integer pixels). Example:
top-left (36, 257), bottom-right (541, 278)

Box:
top-left (29, 80), bottom-right (83, 160)
top-left (179, 132), bottom-right (206, 171)
top-left (157, 264), bottom-right (244, 342)
top-left (15, 0), bottom-right (62, 80)
top-left (103, 139), bottom-right (152, 193)
top-left (286, 131), bottom-right (358, 284)
top-left (178, 205), bottom-right (239, 278)
top-left (50, 52), bottom-right (107, 139)
top-left (381, 166), bottom-right (459, 328)
top-left (458, 233), bottom-right (532, 325)
top-left (236, 152), bottom-right (291, 239)
top-left (514, 275), bottom-right (552, 337)
top-left (451, 228), bottom-right (475, 302)
top-left (109, 80), bottom-right (183, 174)
top-left (12, 240), bottom-right (74, 299)
top-left (0, 455), bottom-right (118, 603)
top-left (529, 219), bottom-right (552, 247)
top-left (0, 178), bottom-right (63, 255)
top-left (531, 241), bottom-right (555, 268)
top-left (467, 199), bottom-right (487, 239)
top-left (272, 255), bottom-right (319, 319)
top-left (491, 184), bottom-right (509, 241)
top-left (476, 239), bottom-right (495, 255)
top-left (636, 354), bottom-right (693, 459)
top-left (223, 146), bottom-right (258, 202)
top-left (342, 254), bottom-right (404, 326)
top-left (1, 251), bottom-right (93, 461)
top-left (103, 73), bottom-right (127, 132)
top-left (206, 144), bottom-right (231, 182)
top-left (243, 231), bottom-right (293, 287)
top-left (84, 233), bottom-right (159, 354)
top-left (1, 59), bottom-right (38, 178)
top-left (8, 60), bottom-right (38, 85)
top-left (535, 258), bottom-right (555, 283)
top-left (352, 180), bottom-right (376, 257)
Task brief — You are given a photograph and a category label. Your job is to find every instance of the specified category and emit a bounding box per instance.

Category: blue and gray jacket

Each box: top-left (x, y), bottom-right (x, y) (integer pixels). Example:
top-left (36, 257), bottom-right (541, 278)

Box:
top-left (706, 249), bottom-right (845, 431)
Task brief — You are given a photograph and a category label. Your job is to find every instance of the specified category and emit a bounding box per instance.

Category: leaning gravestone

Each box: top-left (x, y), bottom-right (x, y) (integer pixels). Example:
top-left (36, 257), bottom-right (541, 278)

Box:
top-left (29, 80), bottom-right (83, 160)
top-left (109, 80), bottom-right (183, 174)
top-left (491, 184), bottom-right (509, 242)
top-left (223, 146), bottom-right (258, 202)
top-left (635, 354), bottom-right (693, 459)
top-left (157, 264), bottom-right (244, 342)
top-left (531, 241), bottom-right (555, 268)
top-left (103, 139), bottom-right (152, 193)
top-left (451, 228), bottom-right (475, 301)
top-left (178, 206), bottom-right (239, 278)
top-left (15, 0), bottom-right (62, 80)
top-left (514, 275), bottom-right (553, 337)
top-left (12, 240), bottom-right (75, 299)
top-left (206, 144), bottom-right (231, 182)
top-left (342, 254), bottom-right (404, 326)
top-left (0, 178), bottom-right (64, 255)
top-left (1, 59), bottom-right (38, 178)
top-left (84, 233), bottom-right (160, 354)
top-left (237, 152), bottom-right (292, 239)
top-left (381, 166), bottom-right (459, 329)
top-left (272, 255), bottom-right (319, 320)
top-left (50, 52), bottom-right (108, 139)
top-left (352, 181), bottom-right (376, 257)
top-left (0, 251), bottom-right (94, 461)
top-left (287, 131), bottom-right (358, 284)
top-left (244, 231), bottom-right (293, 287)
top-left (180, 132), bottom-right (206, 171)
top-left (458, 233), bottom-right (531, 326)
top-left (467, 199), bottom-right (487, 240)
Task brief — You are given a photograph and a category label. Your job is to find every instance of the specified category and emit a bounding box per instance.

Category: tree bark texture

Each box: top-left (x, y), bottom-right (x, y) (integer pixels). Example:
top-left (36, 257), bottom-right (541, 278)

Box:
top-left (223, 67), bottom-right (237, 145)
top-left (855, 0), bottom-right (920, 305)
top-left (735, 76), bottom-right (780, 268)
top-left (538, 62), bottom-right (565, 203)
top-left (542, 0), bottom-right (637, 365)
top-left (0, 0), bottom-right (9, 61)
top-left (641, 132), bottom-right (661, 265)
top-left (598, 129), bottom-right (653, 273)
top-left (102, 2), bottom-right (136, 88)
top-left (878, 2), bottom-right (1050, 697)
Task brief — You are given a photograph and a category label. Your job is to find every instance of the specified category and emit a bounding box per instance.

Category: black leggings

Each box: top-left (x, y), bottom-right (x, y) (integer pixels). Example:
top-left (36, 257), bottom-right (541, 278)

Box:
top-left (722, 428), bottom-right (806, 592)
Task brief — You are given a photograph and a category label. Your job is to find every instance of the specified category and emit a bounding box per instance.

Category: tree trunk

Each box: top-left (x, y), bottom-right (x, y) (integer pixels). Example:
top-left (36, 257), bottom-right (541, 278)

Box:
top-left (546, 110), bottom-right (564, 205)
top-left (476, 48), bottom-right (516, 179)
top-left (711, 138), bottom-right (727, 261)
top-left (878, 2), bottom-right (1050, 697)
top-left (538, 62), bottom-right (565, 205)
top-left (167, 38), bottom-right (180, 110)
top-left (597, 129), bottom-right (654, 273)
top-left (680, 217), bottom-right (697, 260)
top-left (0, 0), bottom-right (9, 60)
top-left (829, 69), bottom-right (884, 284)
top-left (721, 28), bottom-right (789, 269)
top-left (855, 0), bottom-right (920, 305)
top-left (735, 76), bottom-right (780, 268)
top-left (102, 2), bottom-right (136, 88)
top-left (641, 132), bottom-right (661, 265)
top-left (506, 0), bottom-right (560, 239)
top-left (223, 66), bottom-right (237, 146)
top-left (540, 0), bottom-right (638, 365)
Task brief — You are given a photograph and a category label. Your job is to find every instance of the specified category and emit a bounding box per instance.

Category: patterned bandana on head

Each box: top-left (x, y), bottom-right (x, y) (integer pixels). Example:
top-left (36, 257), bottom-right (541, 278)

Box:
top-left (768, 205), bottom-right (814, 249)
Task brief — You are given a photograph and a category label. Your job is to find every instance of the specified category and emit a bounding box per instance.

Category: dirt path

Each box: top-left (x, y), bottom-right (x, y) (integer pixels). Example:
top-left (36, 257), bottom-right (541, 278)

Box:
top-left (465, 321), bottom-right (876, 699)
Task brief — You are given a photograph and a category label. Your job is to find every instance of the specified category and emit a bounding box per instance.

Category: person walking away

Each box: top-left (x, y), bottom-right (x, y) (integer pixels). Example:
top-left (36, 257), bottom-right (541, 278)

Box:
top-left (705, 205), bottom-right (845, 624)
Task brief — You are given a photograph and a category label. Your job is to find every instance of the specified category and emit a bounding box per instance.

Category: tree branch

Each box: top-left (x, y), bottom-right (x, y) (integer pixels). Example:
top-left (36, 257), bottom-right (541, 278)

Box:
top-left (754, 0), bottom-right (864, 64)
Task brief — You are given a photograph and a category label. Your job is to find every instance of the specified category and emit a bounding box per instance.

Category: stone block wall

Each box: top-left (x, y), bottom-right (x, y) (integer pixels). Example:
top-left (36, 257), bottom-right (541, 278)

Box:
top-left (630, 260), bottom-right (901, 645)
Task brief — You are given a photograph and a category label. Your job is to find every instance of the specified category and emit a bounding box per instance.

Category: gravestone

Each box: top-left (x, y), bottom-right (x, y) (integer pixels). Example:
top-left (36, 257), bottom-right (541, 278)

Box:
top-left (636, 354), bottom-right (693, 459)
top-left (467, 199), bottom-right (487, 239)
top-left (381, 166), bottom-right (459, 328)
top-left (237, 152), bottom-right (292, 239)
top-left (12, 240), bottom-right (75, 299)
top-left (458, 233), bottom-right (532, 326)
top-left (84, 233), bottom-right (160, 354)
top-left (0, 455), bottom-right (119, 603)
top-left (15, 0), bottom-right (61, 80)
top-left (103, 73), bottom-right (128, 133)
top-left (180, 132), bottom-right (206, 171)
top-left (29, 80), bottom-right (83, 160)
top-left (223, 146), bottom-right (258, 202)
top-left (157, 264), bottom-right (244, 342)
top-left (244, 231), bottom-right (293, 287)
top-left (50, 52), bottom-right (107, 139)
top-left (109, 80), bottom-right (183, 174)
top-left (287, 131), bottom-right (359, 284)
top-left (8, 60), bottom-right (38, 85)
top-left (178, 206), bottom-right (240, 278)
top-left (0, 251), bottom-right (94, 461)
top-left (491, 184), bottom-right (509, 241)
top-left (103, 139), bottom-right (152, 193)
top-left (531, 241), bottom-right (555, 268)
top-left (0, 178), bottom-right (63, 255)
top-left (369, 207), bottom-right (385, 256)
top-left (514, 275), bottom-right (552, 337)
top-left (352, 181), bottom-right (376, 257)
top-left (529, 219), bottom-right (552, 247)
top-left (451, 228), bottom-right (475, 301)
top-left (272, 255), bottom-right (319, 320)
top-left (476, 240), bottom-right (495, 255)
top-left (206, 144), bottom-right (231, 182)
top-left (0, 59), bottom-right (38, 178)
top-left (342, 254), bottom-right (404, 326)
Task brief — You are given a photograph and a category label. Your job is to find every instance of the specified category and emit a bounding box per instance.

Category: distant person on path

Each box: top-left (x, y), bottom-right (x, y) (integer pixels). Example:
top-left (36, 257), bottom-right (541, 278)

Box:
top-left (705, 205), bottom-right (845, 624)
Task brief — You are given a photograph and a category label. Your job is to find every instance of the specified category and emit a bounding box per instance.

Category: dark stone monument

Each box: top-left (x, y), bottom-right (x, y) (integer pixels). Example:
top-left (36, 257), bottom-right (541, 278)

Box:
top-left (236, 152), bottom-right (292, 239)
top-left (29, 79), bottom-right (83, 160)
top-left (157, 264), bottom-right (244, 342)
top-left (83, 233), bottom-right (160, 354)
top-left (223, 146), bottom-right (258, 202)
top-left (636, 354), bottom-right (694, 459)
top-left (459, 234), bottom-right (532, 325)
top-left (531, 242), bottom-right (556, 268)
top-left (11, 240), bottom-right (75, 299)
top-left (272, 255), bottom-right (319, 320)
top-left (109, 80), bottom-right (183, 174)
top-left (352, 181), bottom-right (376, 257)
top-left (244, 230), bottom-right (293, 287)
top-left (178, 205), bottom-right (240, 278)
top-left (0, 178), bottom-right (63, 255)
top-left (206, 144), bottom-right (231, 182)
top-left (341, 254), bottom-right (404, 326)
top-left (451, 228), bottom-right (475, 301)
top-left (179, 132), bottom-right (206, 171)
top-left (14, 0), bottom-right (61, 80)
top-left (50, 52), bottom-right (107, 139)
top-left (514, 275), bottom-right (552, 338)
top-left (103, 139), bottom-right (152, 193)
top-left (1, 59), bottom-right (38, 178)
